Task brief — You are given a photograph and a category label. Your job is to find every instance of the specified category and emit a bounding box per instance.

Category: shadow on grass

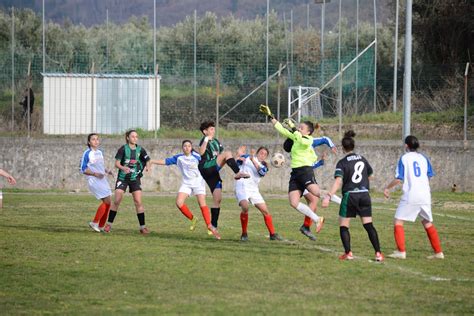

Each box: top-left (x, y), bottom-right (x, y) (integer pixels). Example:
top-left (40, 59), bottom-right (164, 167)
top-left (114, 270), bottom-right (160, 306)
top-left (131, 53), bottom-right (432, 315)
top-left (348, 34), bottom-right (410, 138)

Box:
top-left (0, 223), bottom-right (316, 256)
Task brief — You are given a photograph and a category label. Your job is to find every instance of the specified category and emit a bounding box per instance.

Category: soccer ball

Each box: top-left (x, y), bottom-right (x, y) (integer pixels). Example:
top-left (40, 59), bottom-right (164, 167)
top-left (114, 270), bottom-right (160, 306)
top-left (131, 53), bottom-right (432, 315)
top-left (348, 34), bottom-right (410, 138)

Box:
top-left (271, 152), bottom-right (285, 168)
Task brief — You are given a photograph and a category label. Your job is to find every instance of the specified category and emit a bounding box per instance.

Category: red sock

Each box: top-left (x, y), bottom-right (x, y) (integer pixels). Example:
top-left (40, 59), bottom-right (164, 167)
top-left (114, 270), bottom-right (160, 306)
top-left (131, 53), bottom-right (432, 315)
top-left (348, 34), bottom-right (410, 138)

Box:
top-left (178, 204), bottom-right (193, 220)
top-left (394, 224), bottom-right (406, 252)
top-left (200, 206), bottom-right (211, 226)
top-left (425, 225), bottom-right (442, 253)
top-left (263, 214), bottom-right (275, 235)
top-left (99, 203), bottom-right (111, 227)
top-left (303, 216), bottom-right (312, 228)
top-left (93, 203), bottom-right (107, 223)
top-left (240, 212), bottom-right (249, 234)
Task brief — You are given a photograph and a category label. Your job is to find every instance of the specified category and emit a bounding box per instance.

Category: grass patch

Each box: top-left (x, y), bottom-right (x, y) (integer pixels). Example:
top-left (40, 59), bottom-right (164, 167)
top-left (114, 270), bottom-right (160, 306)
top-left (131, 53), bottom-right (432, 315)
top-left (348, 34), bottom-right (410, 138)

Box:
top-left (0, 191), bottom-right (472, 314)
top-left (316, 109), bottom-right (465, 125)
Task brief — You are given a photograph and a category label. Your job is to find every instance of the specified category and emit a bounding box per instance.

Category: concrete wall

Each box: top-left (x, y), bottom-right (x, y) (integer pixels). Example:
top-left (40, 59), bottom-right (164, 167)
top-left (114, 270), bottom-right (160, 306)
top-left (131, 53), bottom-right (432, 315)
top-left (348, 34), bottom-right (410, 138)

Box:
top-left (0, 137), bottom-right (472, 193)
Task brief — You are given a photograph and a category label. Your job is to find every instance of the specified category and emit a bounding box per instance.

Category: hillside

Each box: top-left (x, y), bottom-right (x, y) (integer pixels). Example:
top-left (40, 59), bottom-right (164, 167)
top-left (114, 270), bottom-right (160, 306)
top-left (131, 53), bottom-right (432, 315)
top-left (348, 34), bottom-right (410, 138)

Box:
top-left (2, 0), bottom-right (392, 28)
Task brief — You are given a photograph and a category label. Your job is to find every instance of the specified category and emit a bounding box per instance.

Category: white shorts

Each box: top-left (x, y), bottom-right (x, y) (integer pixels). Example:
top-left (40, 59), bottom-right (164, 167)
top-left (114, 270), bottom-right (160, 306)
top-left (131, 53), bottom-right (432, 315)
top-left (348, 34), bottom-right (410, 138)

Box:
top-left (179, 182), bottom-right (206, 196)
top-left (235, 183), bottom-right (265, 206)
top-left (395, 202), bottom-right (433, 222)
top-left (88, 177), bottom-right (112, 200)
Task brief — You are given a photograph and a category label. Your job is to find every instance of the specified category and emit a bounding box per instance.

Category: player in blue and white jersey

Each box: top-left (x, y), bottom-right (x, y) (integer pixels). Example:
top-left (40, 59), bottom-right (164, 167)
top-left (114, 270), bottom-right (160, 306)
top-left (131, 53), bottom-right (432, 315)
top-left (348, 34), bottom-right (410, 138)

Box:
top-left (384, 135), bottom-right (444, 259)
top-left (150, 140), bottom-right (220, 239)
top-left (80, 133), bottom-right (113, 233)
top-left (235, 146), bottom-right (282, 241)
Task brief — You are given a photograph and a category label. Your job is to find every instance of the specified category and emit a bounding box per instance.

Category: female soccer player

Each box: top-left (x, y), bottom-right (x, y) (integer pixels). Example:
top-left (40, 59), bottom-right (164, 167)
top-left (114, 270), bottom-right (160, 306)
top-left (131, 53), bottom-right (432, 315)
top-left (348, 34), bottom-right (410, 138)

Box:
top-left (235, 145), bottom-right (282, 241)
top-left (80, 133), bottom-right (113, 232)
top-left (104, 129), bottom-right (151, 234)
top-left (150, 140), bottom-right (221, 240)
top-left (383, 135), bottom-right (444, 260)
top-left (322, 131), bottom-right (384, 261)
top-left (198, 120), bottom-right (249, 230)
top-left (259, 105), bottom-right (324, 233)
top-left (299, 136), bottom-right (337, 241)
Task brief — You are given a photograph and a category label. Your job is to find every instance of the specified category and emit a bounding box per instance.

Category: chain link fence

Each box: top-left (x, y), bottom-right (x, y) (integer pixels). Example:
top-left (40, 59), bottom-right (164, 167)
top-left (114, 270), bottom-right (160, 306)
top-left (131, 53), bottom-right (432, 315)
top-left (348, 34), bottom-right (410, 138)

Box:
top-left (0, 7), bottom-right (471, 138)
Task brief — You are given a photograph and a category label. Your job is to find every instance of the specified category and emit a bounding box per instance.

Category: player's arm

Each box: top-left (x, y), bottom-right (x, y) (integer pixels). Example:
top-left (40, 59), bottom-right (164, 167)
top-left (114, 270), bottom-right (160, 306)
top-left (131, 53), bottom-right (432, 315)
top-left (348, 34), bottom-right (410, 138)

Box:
top-left (149, 159), bottom-right (166, 166)
top-left (312, 152), bottom-right (328, 169)
top-left (313, 136), bottom-right (337, 153)
top-left (199, 137), bottom-right (209, 156)
top-left (252, 157), bottom-right (268, 177)
top-left (0, 169), bottom-right (16, 185)
top-left (236, 145), bottom-right (247, 162)
top-left (322, 177), bottom-right (342, 208)
top-left (383, 179), bottom-right (402, 198)
top-left (384, 157), bottom-right (404, 198)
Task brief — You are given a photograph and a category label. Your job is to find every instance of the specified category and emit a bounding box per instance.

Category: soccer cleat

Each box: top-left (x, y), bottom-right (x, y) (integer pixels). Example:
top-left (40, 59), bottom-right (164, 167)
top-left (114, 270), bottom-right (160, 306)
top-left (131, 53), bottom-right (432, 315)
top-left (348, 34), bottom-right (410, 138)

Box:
top-left (234, 172), bottom-right (251, 180)
top-left (269, 233), bottom-right (283, 241)
top-left (299, 225), bottom-right (316, 241)
top-left (427, 252), bottom-right (444, 260)
top-left (88, 221), bottom-right (100, 233)
top-left (339, 251), bottom-right (354, 260)
top-left (375, 252), bottom-right (385, 262)
top-left (315, 217), bottom-right (325, 233)
top-left (388, 250), bottom-right (406, 259)
top-left (189, 217), bottom-right (198, 231)
top-left (140, 227), bottom-right (150, 235)
top-left (207, 225), bottom-right (221, 240)
top-left (103, 224), bottom-right (111, 233)
top-left (240, 233), bottom-right (249, 242)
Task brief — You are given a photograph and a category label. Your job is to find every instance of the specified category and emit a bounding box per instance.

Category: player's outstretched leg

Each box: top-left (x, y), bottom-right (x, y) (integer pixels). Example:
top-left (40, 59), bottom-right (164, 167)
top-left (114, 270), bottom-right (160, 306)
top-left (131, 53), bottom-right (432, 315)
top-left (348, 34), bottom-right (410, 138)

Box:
top-left (217, 151), bottom-right (250, 180)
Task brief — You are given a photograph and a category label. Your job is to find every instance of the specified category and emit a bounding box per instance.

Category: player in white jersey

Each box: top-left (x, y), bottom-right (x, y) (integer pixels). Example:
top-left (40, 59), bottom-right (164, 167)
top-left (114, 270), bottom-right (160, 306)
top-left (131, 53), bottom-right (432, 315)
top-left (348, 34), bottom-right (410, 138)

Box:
top-left (150, 140), bottom-right (220, 239)
top-left (235, 146), bottom-right (282, 241)
top-left (384, 135), bottom-right (444, 259)
top-left (80, 133), bottom-right (113, 232)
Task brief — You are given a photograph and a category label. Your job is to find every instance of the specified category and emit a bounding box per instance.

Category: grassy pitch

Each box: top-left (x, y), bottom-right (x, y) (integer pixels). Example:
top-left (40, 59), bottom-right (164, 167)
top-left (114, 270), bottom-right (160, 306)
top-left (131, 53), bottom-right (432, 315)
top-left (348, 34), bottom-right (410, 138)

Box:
top-left (0, 191), bottom-right (473, 314)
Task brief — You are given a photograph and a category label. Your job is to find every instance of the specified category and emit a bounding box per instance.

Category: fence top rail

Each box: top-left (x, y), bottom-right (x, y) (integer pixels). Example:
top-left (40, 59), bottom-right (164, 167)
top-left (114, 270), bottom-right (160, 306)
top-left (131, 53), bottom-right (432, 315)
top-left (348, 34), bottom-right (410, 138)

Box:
top-left (41, 73), bottom-right (162, 79)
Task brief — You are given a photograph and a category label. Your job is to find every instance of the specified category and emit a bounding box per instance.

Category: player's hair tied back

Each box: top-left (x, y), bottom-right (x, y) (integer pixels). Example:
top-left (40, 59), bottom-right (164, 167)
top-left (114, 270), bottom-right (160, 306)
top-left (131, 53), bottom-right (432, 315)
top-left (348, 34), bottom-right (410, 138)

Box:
top-left (344, 130), bottom-right (356, 138)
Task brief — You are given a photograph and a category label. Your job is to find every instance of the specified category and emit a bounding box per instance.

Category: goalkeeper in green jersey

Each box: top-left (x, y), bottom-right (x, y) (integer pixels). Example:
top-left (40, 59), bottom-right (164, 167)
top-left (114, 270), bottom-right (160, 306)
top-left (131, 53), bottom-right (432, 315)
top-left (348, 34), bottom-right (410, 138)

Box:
top-left (259, 104), bottom-right (325, 235)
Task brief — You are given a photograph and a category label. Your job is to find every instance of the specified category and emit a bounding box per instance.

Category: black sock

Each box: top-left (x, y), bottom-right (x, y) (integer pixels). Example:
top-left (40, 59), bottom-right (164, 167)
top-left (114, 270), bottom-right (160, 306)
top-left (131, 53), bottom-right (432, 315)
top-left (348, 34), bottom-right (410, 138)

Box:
top-left (226, 158), bottom-right (241, 174)
top-left (340, 226), bottom-right (351, 253)
top-left (137, 212), bottom-right (145, 226)
top-left (211, 207), bottom-right (220, 228)
top-left (363, 222), bottom-right (381, 253)
top-left (108, 210), bottom-right (117, 223)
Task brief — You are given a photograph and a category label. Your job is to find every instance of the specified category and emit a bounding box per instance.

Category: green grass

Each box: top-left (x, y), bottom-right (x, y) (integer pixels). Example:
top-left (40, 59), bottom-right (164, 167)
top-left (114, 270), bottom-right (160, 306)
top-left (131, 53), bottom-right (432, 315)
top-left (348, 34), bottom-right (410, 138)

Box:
top-left (135, 127), bottom-right (272, 140)
top-left (315, 109), bottom-right (466, 125)
top-left (0, 191), bottom-right (473, 314)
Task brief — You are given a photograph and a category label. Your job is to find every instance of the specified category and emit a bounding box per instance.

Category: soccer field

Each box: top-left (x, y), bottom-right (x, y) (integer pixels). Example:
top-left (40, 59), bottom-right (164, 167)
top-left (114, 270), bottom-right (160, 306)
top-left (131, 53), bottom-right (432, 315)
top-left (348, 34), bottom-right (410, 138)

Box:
top-left (0, 191), bottom-right (473, 314)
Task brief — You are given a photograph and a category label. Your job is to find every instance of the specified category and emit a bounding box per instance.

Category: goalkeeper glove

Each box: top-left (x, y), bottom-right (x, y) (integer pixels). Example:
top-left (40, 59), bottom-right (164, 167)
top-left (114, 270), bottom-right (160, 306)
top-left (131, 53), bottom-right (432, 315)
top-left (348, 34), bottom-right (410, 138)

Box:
top-left (282, 118), bottom-right (297, 132)
top-left (259, 104), bottom-right (274, 119)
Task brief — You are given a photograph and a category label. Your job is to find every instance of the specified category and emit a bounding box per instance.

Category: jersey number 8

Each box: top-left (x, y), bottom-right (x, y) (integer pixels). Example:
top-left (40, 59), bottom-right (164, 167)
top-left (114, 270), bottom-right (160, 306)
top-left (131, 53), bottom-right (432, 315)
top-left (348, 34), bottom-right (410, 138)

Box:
top-left (352, 161), bottom-right (365, 184)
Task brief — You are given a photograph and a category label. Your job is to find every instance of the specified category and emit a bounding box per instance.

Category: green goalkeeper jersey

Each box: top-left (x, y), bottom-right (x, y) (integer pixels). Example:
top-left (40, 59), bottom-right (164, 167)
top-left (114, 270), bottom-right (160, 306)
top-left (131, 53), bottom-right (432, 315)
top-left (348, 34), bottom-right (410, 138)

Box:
top-left (274, 121), bottom-right (317, 168)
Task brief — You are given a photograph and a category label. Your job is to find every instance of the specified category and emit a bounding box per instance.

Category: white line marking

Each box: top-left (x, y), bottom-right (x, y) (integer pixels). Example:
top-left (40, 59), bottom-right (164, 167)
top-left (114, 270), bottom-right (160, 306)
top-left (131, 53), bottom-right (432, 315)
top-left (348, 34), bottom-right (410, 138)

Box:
top-left (229, 225), bottom-right (472, 283)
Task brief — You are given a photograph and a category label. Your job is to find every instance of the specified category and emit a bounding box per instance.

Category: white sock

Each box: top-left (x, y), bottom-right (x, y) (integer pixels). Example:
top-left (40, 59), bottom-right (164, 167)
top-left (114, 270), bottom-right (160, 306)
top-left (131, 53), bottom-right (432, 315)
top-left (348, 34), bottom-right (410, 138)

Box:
top-left (295, 203), bottom-right (319, 222)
